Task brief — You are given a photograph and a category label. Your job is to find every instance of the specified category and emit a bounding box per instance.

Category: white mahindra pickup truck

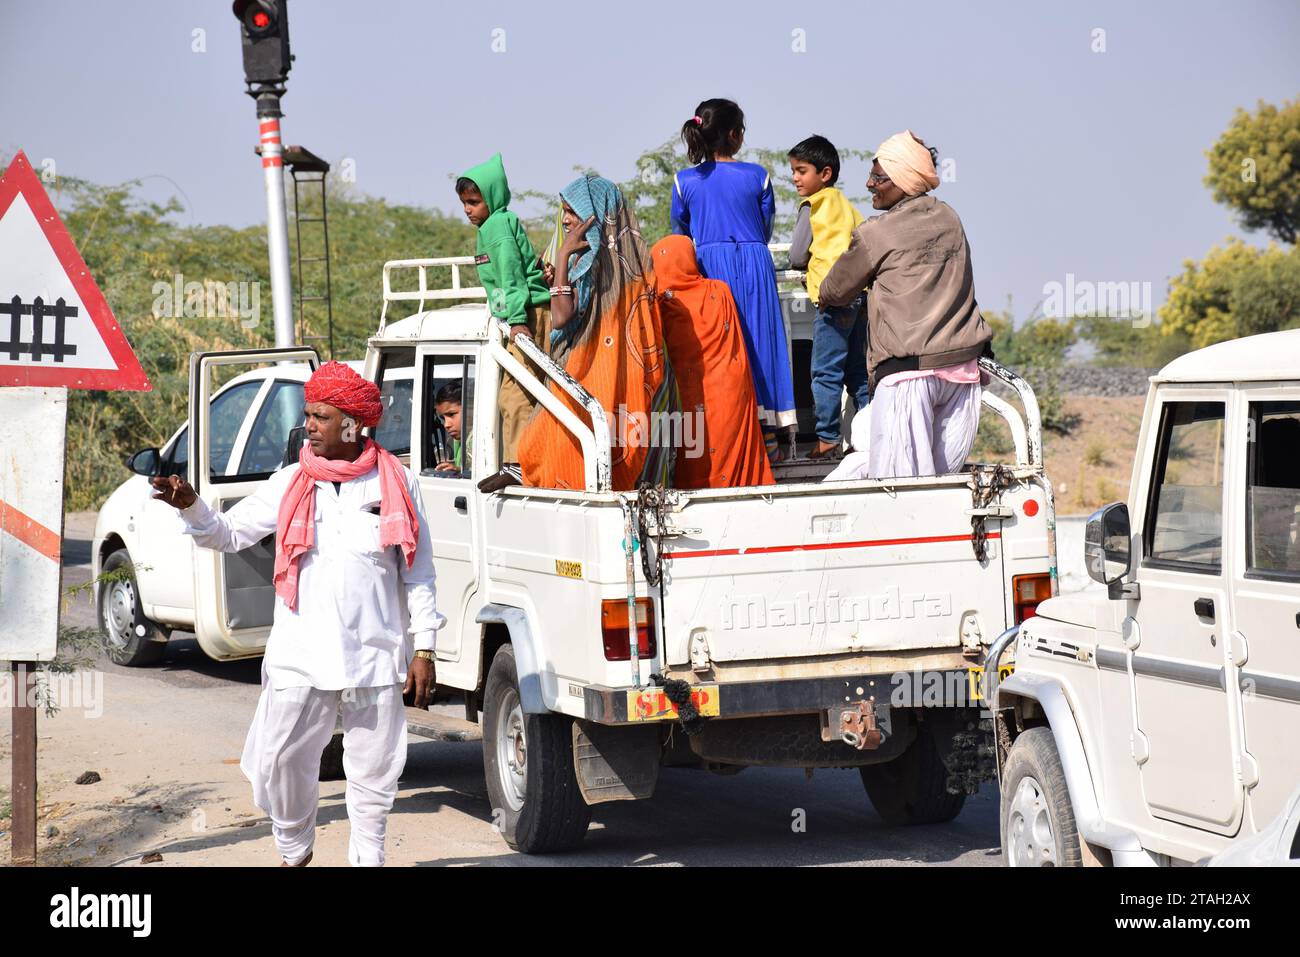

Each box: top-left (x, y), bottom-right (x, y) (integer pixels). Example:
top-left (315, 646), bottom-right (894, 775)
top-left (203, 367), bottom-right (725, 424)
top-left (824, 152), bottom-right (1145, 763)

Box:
top-left (99, 254), bottom-right (1057, 853)
top-left (987, 328), bottom-right (1300, 866)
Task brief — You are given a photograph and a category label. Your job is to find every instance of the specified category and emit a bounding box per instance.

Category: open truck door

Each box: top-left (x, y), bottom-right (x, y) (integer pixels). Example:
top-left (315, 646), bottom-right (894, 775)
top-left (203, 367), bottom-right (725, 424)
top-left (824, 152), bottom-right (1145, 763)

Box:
top-left (187, 347), bottom-right (319, 660)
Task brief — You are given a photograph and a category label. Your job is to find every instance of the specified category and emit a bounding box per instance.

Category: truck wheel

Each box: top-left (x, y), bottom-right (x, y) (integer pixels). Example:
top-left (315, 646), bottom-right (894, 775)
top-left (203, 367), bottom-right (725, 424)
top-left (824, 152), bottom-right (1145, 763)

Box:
top-left (482, 644), bottom-right (591, 853)
top-left (859, 722), bottom-right (966, 826)
top-left (1000, 727), bottom-right (1082, 866)
top-left (319, 731), bottom-right (345, 781)
top-left (98, 549), bottom-right (168, 667)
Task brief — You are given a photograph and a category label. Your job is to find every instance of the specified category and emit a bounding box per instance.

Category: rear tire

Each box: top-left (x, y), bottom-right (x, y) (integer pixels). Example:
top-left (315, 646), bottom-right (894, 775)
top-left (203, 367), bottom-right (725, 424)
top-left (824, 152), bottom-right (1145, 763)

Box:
top-left (98, 549), bottom-right (168, 667)
top-left (482, 644), bottom-right (591, 853)
top-left (1000, 726), bottom-right (1082, 866)
top-left (860, 721), bottom-right (966, 825)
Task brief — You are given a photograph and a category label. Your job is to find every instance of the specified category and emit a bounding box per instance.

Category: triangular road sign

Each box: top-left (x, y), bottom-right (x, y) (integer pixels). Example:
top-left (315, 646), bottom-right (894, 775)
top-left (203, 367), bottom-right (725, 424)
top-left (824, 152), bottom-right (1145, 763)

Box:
top-left (0, 151), bottom-right (151, 391)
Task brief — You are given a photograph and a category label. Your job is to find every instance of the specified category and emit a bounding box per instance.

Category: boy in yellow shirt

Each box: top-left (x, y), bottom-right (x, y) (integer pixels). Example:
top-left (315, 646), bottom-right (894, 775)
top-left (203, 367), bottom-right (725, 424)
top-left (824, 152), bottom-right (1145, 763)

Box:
top-left (788, 135), bottom-right (869, 458)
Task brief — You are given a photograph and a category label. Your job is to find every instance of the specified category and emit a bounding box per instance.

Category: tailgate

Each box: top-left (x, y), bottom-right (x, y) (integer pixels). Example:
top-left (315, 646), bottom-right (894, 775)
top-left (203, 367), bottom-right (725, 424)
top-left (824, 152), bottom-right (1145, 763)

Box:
top-left (658, 479), bottom-right (1015, 666)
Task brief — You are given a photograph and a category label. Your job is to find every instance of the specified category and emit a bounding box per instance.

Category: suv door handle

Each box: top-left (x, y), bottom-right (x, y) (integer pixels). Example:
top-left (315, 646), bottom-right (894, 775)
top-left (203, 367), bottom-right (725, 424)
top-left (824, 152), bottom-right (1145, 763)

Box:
top-left (1193, 597), bottom-right (1215, 621)
top-left (453, 496), bottom-right (467, 511)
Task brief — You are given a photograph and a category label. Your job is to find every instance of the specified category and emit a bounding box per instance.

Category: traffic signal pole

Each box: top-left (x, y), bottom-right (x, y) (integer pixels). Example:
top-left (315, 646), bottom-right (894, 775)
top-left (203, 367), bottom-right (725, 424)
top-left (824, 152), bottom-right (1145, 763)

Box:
top-left (234, 1), bottom-right (296, 347)
top-left (256, 94), bottom-right (295, 348)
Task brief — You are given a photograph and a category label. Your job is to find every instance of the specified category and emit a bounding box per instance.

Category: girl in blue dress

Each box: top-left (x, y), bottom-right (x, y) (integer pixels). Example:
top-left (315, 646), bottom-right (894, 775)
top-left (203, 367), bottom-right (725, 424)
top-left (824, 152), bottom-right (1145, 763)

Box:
top-left (671, 98), bottom-right (796, 461)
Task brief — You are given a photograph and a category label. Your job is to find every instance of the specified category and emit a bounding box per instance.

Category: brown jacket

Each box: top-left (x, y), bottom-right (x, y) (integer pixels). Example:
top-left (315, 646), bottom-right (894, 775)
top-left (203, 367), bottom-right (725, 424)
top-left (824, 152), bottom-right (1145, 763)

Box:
top-left (819, 194), bottom-right (991, 386)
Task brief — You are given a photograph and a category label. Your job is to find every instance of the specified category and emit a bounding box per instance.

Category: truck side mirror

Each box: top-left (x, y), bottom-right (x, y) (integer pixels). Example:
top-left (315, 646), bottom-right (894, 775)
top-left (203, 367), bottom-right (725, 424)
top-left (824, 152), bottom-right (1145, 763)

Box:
top-left (127, 447), bottom-right (162, 477)
top-left (1085, 502), bottom-right (1131, 586)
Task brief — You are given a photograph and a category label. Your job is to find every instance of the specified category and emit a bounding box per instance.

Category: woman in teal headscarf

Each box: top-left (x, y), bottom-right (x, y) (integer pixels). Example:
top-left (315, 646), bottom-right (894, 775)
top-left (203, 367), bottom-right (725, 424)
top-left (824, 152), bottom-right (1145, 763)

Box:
top-left (519, 176), bottom-right (677, 490)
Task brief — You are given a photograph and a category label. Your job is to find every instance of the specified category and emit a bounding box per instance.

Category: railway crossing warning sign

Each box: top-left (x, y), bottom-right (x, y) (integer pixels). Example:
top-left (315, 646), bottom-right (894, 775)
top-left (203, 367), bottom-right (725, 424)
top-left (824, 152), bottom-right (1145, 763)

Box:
top-left (0, 150), bottom-right (150, 391)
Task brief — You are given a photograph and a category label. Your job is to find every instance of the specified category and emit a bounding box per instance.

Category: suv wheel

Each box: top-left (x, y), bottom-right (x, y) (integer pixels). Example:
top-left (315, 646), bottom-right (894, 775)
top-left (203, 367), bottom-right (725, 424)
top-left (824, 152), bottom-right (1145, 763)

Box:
top-left (98, 549), bottom-right (168, 667)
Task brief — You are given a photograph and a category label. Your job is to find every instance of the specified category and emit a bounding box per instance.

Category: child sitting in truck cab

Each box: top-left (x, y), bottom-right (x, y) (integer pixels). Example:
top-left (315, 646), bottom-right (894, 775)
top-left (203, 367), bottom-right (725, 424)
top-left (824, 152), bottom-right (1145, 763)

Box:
top-left (433, 381), bottom-right (471, 474)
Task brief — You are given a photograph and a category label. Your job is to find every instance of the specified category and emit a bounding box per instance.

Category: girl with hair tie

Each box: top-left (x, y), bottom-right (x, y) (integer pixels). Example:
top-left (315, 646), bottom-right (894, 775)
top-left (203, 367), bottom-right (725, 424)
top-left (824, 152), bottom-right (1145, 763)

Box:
top-left (671, 98), bottom-right (796, 463)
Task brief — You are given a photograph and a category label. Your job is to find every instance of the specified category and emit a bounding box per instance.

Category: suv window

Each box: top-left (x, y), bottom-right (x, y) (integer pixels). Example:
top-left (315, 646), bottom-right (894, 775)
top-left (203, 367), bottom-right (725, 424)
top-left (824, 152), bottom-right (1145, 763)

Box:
top-left (1144, 401), bottom-right (1225, 570)
top-left (239, 380), bottom-right (306, 476)
top-left (422, 354), bottom-right (476, 478)
top-left (1247, 400), bottom-right (1300, 578)
top-left (209, 380), bottom-right (262, 478)
top-left (375, 348), bottom-right (416, 457)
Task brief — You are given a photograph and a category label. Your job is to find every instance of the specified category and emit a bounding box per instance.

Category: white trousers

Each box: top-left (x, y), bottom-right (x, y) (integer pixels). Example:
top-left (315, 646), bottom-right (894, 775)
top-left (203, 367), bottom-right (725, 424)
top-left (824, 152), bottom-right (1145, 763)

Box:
top-left (240, 683), bottom-right (407, 866)
top-left (868, 377), bottom-right (982, 479)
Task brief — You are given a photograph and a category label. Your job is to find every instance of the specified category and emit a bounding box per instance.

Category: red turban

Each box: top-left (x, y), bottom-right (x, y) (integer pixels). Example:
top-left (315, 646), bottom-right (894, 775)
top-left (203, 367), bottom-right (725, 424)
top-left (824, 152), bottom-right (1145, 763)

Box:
top-left (304, 361), bottom-right (384, 428)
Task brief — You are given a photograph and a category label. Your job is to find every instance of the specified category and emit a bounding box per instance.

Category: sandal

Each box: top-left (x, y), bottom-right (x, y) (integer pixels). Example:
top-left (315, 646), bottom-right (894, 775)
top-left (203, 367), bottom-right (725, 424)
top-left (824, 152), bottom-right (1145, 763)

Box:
top-left (477, 466), bottom-right (522, 493)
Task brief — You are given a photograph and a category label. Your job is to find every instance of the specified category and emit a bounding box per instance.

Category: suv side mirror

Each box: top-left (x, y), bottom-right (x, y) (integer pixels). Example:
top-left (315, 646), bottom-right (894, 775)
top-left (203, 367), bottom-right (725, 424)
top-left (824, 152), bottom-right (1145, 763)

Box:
top-left (1085, 502), bottom-right (1131, 586)
top-left (127, 447), bottom-right (162, 477)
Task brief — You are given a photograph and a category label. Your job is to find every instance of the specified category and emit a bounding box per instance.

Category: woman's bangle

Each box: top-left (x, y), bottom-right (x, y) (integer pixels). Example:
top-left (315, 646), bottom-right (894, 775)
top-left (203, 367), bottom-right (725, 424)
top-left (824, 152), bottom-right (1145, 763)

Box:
top-left (549, 285), bottom-right (573, 297)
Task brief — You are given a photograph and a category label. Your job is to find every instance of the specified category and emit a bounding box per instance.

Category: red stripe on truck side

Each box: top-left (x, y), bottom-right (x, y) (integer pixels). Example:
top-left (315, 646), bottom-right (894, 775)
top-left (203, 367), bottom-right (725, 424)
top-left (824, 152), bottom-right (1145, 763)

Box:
top-left (668, 531), bottom-right (1000, 560)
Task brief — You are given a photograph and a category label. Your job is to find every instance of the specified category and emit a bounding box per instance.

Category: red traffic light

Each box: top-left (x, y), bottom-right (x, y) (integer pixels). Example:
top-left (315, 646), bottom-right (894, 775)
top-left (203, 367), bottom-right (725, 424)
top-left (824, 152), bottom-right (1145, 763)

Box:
top-left (232, 1), bottom-right (278, 35)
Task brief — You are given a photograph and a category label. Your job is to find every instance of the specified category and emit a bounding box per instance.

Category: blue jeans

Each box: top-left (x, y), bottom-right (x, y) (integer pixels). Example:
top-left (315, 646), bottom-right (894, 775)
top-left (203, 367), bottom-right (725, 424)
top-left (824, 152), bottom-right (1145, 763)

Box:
top-left (811, 296), bottom-right (870, 443)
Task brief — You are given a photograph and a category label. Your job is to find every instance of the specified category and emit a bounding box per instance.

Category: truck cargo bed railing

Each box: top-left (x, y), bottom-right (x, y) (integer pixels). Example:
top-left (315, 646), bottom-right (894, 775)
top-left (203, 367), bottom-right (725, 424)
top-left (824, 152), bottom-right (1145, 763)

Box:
top-left (378, 256), bottom-right (486, 334)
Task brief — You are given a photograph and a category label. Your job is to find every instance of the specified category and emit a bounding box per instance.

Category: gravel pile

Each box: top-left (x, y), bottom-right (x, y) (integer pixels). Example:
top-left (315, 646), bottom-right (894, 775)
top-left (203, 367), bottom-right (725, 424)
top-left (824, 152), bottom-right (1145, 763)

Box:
top-left (1055, 365), bottom-right (1156, 397)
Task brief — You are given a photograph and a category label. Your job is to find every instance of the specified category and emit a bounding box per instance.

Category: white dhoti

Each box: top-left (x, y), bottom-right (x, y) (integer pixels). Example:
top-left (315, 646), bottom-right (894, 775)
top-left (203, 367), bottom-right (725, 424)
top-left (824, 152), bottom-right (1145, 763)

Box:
top-left (868, 376), bottom-right (982, 479)
top-left (240, 683), bottom-right (408, 867)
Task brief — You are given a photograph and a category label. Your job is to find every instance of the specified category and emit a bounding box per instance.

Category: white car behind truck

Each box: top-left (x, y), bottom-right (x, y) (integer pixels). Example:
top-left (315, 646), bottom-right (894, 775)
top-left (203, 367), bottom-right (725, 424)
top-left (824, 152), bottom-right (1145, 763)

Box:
top-left (102, 254), bottom-right (1057, 853)
top-left (987, 329), bottom-right (1300, 866)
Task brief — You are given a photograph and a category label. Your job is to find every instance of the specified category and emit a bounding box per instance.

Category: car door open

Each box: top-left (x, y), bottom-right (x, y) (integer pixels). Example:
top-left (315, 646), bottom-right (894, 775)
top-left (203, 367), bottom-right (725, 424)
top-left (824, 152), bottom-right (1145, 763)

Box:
top-left (188, 347), bottom-right (319, 660)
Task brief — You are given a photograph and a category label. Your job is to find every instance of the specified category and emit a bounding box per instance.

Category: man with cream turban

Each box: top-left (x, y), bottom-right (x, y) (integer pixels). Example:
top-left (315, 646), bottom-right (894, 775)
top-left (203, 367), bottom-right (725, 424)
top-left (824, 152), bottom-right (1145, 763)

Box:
top-left (149, 361), bottom-right (443, 866)
top-left (818, 131), bottom-right (993, 479)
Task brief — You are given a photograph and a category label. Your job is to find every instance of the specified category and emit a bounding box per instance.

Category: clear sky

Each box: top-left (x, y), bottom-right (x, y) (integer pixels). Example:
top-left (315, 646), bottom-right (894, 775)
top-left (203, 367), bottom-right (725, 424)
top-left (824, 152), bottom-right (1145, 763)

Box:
top-left (2, 0), bottom-right (1298, 320)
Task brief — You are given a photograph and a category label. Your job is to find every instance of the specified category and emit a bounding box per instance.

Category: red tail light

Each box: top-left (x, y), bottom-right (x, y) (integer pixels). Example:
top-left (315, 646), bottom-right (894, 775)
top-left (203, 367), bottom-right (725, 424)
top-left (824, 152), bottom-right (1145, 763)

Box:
top-left (1013, 573), bottom-right (1053, 624)
top-left (601, 598), bottom-right (655, 661)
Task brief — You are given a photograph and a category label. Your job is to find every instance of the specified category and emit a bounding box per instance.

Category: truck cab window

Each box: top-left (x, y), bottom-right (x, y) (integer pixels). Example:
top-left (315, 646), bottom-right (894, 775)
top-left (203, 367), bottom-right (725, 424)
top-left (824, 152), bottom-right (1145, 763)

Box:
top-left (1144, 401), bottom-right (1225, 570)
top-left (422, 354), bottom-right (476, 479)
top-left (1247, 400), bottom-right (1300, 578)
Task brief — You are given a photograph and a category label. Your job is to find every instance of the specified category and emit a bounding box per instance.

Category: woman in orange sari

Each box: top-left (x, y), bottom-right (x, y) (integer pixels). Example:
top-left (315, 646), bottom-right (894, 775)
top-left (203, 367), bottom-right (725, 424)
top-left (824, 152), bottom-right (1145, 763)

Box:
top-left (517, 176), bottom-right (676, 491)
top-left (651, 235), bottom-right (774, 489)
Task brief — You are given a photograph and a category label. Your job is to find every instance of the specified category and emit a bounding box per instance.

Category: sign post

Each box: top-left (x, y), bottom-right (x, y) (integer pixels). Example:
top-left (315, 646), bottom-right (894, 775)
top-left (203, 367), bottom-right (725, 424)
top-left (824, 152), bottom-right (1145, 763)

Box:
top-left (0, 150), bottom-right (150, 864)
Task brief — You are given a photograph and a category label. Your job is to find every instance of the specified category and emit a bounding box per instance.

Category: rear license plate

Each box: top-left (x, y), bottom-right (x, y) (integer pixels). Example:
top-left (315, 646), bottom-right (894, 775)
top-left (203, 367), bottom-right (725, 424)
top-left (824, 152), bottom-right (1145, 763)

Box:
top-left (967, 663), bottom-right (1015, 702)
top-left (626, 685), bottom-right (721, 722)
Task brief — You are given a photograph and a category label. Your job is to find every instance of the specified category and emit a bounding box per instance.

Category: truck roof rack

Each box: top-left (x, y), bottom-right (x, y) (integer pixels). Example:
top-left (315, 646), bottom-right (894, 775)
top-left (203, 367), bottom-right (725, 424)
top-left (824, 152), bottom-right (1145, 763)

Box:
top-left (379, 257), bottom-right (487, 335)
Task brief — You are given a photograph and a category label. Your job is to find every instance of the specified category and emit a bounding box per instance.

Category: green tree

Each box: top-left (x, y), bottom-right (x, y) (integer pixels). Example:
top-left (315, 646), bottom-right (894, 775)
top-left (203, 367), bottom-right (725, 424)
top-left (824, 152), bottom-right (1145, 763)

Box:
top-left (1074, 313), bottom-right (1192, 367)
top-left (1205, 98), bottom-right (1300, 244)
top-left (986, 311), bottom-right (1075, 431)
top-left (1159, 237), bottom-right (1300, 348)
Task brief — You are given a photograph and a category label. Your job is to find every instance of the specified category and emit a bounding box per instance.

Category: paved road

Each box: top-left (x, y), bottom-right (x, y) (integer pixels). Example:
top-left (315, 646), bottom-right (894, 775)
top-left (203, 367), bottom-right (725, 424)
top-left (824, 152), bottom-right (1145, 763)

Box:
top-left (22, 513), bottom-right (1002, 867)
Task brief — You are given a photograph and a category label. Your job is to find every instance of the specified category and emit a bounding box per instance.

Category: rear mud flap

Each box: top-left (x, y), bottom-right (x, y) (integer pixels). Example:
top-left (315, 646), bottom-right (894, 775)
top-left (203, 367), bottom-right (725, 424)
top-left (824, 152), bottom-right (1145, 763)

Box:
top-left (573, 721), bottom-right (661, 805)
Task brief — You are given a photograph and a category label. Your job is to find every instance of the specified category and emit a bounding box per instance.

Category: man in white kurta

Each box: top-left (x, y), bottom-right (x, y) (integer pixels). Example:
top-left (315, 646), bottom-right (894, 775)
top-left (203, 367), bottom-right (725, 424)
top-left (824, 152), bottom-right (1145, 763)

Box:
top-left (156, 362), bottom-right (442, 866)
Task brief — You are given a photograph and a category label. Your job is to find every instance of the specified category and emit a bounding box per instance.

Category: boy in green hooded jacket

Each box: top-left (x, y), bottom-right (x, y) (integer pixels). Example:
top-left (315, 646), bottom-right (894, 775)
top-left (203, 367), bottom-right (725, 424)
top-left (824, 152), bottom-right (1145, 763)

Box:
top-left (457, 153), bottom-right (551, 462)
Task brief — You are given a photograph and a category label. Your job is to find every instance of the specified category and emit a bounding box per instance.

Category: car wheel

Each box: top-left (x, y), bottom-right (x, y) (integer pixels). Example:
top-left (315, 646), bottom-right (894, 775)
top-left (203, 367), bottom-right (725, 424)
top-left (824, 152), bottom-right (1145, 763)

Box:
top-left (1001, 726), bottom-right (1083, 867)
top-left (860, 721), bottom-right (966, 825)
top-left (481, 644), bottom-right (591, 853)
top-left (98, 548), bottom-right (168, 667)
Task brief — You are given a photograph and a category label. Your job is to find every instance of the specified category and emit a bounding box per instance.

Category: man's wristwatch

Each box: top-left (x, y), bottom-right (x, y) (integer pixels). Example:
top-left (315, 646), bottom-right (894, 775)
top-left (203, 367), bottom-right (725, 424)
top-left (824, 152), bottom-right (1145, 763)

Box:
top-left (413, 650), bottom-right (435, 661)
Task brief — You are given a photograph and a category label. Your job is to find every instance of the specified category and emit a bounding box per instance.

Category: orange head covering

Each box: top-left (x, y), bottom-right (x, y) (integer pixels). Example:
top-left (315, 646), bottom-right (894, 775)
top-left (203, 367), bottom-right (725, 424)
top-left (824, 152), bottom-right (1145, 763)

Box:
top-left (651, 234), bottom-right (715, 320)
top-left (875, 130), bottom-right (939, 197)
top-left (304, 361), bottom-right (384, 427)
